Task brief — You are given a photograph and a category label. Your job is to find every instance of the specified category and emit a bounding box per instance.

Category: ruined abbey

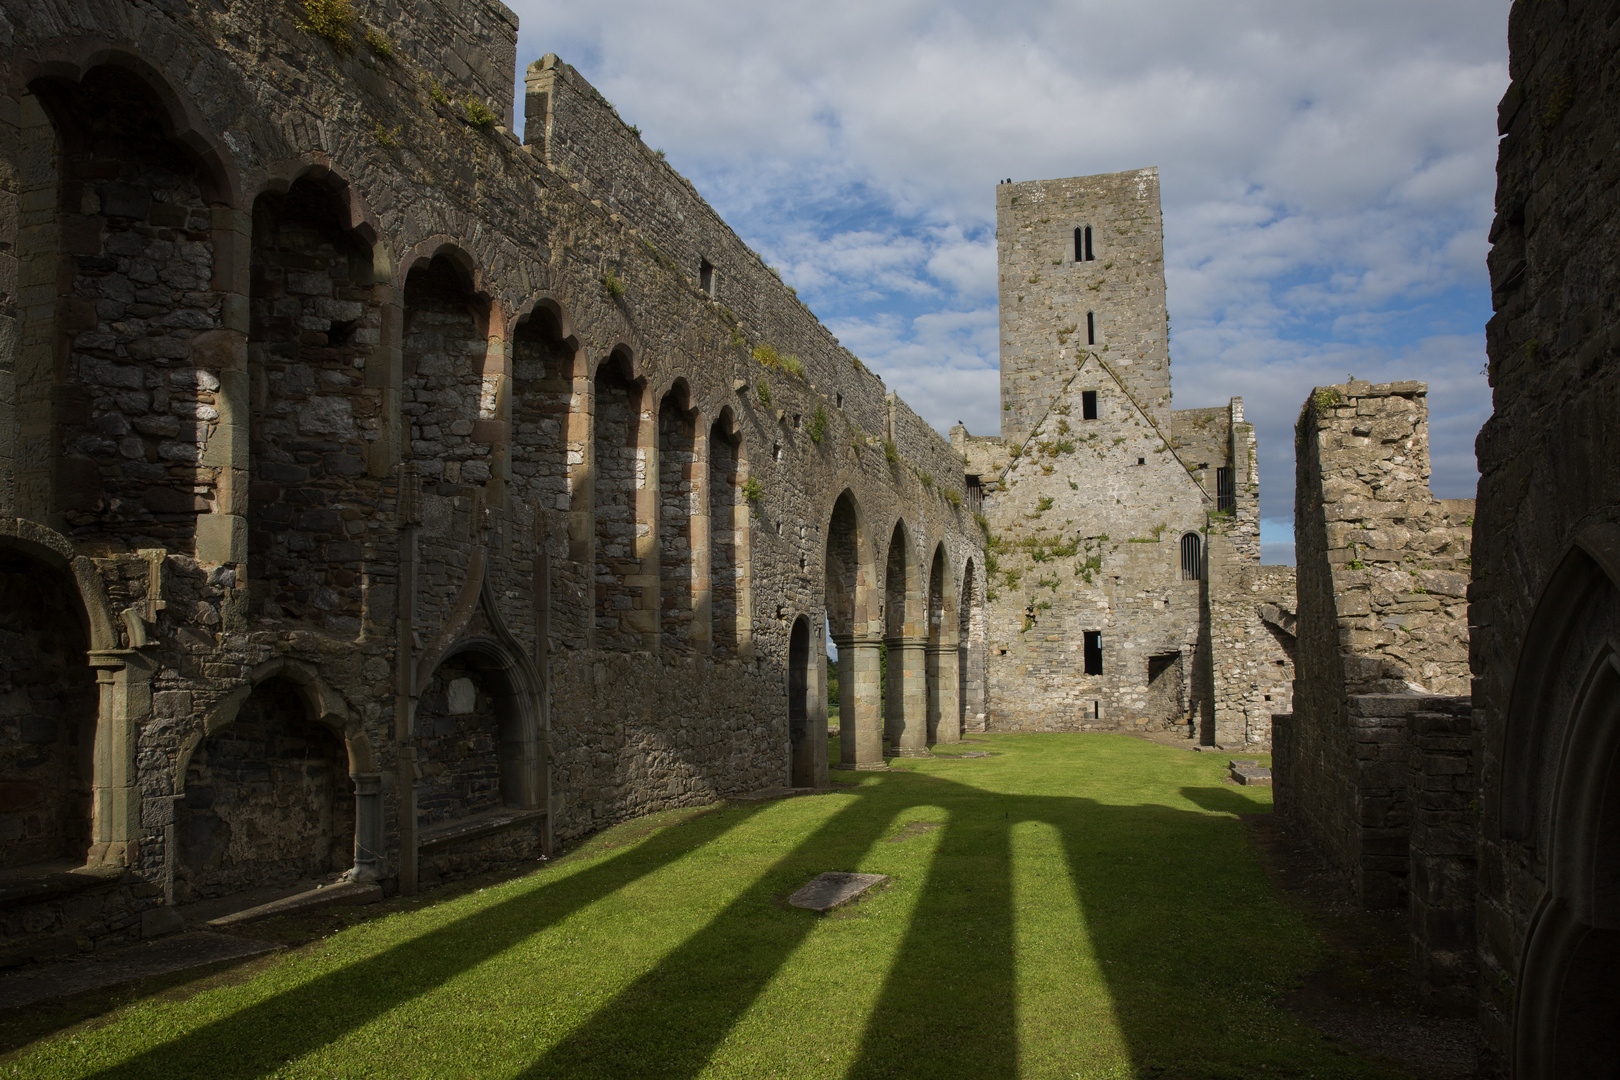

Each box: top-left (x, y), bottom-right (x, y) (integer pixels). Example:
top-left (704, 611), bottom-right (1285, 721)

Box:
top-left (0, 0), bottom-right (1617, 1075)
top-left (958, 169), bottom-right (1295, 745)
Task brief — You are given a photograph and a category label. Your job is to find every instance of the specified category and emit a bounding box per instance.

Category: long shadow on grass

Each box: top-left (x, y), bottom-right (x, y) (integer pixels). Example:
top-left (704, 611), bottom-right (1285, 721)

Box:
top-left (84, 804), bottom-right (769, 1080)
top-left (88, 756), bottom-right (1311, 1080)
top-left (516, 772), bottom-right (1285, 1079)
top-left (513, 786), bottom-right (912, 1079)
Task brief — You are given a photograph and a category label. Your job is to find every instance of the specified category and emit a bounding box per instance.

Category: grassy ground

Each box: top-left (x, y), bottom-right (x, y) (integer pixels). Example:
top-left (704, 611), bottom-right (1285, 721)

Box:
top-left (4, 734), bottom-right (1412, 1080)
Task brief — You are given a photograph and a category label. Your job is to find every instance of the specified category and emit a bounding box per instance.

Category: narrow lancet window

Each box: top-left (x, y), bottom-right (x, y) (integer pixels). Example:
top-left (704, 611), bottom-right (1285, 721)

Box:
top-left (1086, 311), bottom-right (1096, 345)
top-left (1181, 533), bottom-right (1203, 581)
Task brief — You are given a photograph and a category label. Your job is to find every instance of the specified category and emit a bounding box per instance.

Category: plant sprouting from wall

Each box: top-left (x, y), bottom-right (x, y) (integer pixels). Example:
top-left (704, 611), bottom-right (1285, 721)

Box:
top-left (603, 268), bottom-right (626, 298)
top-left (808, 404), bottom-right (828, 445)
top-left (743, 478), bottom-right (763, 504)
top-left (365, 27), bottom-right (394, 58)
top-left (757, 378), bottom-right (772, 408)
top-left (753, 343), bottom-right (780, 369)
top-left (465, 98), bottom-right (498, 128)
top-left (298, 0), bottom-right (356, 53)
top-left (883, 440), bottom-right (900, 465)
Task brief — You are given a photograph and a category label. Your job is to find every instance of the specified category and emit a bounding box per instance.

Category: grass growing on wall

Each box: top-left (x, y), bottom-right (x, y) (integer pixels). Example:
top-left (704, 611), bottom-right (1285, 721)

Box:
top-left (5, 737), bottom-right (1411, 1080)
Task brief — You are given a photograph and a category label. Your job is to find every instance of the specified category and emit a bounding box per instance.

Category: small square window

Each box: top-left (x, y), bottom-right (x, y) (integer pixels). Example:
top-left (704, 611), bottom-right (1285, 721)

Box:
top-left (1082, 390), bottom-right (1098, 420)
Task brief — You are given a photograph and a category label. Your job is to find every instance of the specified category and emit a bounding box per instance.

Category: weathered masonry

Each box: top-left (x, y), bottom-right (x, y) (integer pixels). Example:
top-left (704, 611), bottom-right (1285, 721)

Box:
top-left (1274, 379), bottom-right (1475, 1008)
top-left (957, 170), bottom-right (1294, 744)
top-left (1468, 1), bottom-right (1620, 1074)
top-left (0, 0), bottom-right (982, 957)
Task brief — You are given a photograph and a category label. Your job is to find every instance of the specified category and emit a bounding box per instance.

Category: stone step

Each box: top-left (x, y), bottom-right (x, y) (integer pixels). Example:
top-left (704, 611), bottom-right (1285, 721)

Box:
top-left (206, 880), bottom-right (382, 929)
top-left (1232, 765), bottom-right (1273, 786)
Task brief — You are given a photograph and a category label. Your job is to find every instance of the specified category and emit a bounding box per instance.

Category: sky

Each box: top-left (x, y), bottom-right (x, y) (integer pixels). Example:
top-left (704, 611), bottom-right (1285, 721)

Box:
top-left (505, 0), bottom-right (1510, 565)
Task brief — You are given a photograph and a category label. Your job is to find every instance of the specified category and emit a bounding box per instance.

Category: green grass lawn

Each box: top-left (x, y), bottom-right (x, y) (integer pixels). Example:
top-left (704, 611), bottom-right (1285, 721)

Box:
top-left (6, 734), bottom-right (1411, 1079)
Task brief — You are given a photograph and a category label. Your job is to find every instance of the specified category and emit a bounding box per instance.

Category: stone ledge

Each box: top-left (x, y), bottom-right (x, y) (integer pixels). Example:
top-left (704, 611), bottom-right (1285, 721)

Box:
top-left (206, 880), bottom-right (382, 929)
top-left (0, 862), bottom-right (123, 910)
top-left (418, 807), bottom-right (548, 853)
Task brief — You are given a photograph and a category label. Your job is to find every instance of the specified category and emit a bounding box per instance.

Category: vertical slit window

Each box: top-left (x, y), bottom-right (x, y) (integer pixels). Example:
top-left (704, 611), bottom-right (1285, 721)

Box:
top-left (966, 475), bottom-right (983, 515)
top-left (1181, 533), bottom-right (1202, 581)
top-left (1081, 390), bottom-right (1098, 420)
top-left (1084, 630), bottom-right (1103, 675)
top-left (699, 258), bottom-right (715, 296)
top-left (1074, 227), bottom-right (1084, 263)
top-left (1086, 311), bottom-right (1096, 345)
top-left (1084, 225), bottom-right (1095, 261)
top-left (1216, 467), bottom-right (1235, 512)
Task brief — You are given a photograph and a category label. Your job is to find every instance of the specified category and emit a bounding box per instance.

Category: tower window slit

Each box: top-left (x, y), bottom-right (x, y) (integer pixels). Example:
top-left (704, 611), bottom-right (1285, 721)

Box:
top-left (1216, 467), bottom-right (1235, 512)
top-left (1084, 630), bottom-right (1103, 675)
top-left (1084, 225), bottom-right (1095, 261)
top-left (1086, 311), bottom-right (1095, 345)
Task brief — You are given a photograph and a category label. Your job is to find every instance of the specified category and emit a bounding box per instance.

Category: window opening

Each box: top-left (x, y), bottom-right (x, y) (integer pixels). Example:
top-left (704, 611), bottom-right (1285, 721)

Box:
top-left (699, 258), bottom-right (715, 296)
top-left (1081, 390), bottom-right (1098, 420)
top-left (1216, 467), bottom-right (1235, 512)
top-left (1086, 311), bottom-right (1096, 345)
top-left (1180, 533), bottom-right (1202, 581)
top-left (1136, 457), bottom-right (1145, 466)
top-left (1084, 226), bottom-right (1095, 261)
top-left (1074, 227), bottom-right (1084, 263)
top-left (1084, 630), bottom-right (1103, 675)
top-left (965, 475), bottom-right (983, 515)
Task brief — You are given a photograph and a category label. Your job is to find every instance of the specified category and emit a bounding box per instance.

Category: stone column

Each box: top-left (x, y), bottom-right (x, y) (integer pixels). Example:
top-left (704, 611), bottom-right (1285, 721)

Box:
top-left (690, 421), bottom-right (712, 654)
top-left (629, 386), bottom-right (660, 650)
top-left (85, 648), bottom-right (157, 868)
top-left (930, 641), bottom-right (961, 744)
top-left (195, 205), bottom-right (250, 569)
top-left (350, 772), bottom-right (385, 880)
top-left (892, 637), bottom-right (930, 756)
top-left (850, 634), bottom-right (887, 769)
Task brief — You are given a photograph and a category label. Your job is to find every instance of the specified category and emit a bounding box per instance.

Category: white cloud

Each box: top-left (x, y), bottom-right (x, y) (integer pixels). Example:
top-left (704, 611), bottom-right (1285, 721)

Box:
top-left (507, 0), bottom-right (1510, 524)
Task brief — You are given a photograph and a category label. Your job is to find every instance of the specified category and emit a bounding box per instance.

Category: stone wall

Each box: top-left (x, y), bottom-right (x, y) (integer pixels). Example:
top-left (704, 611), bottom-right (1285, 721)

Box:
top-left (1294, 381), bottom-right (1472, 700)
top-left (1205, 558), bottom-right (1295, 748)
top-left (1280, 379), bottom-right (1477, 955)
top-left (1275, 693), bottom-right (1470, 909)
top-left (1406, 704), bottom-right (1477, 1011)
top-left (1472, 0), bottom-right (1620, 1070)
top-left (0, 0), bottom-right (982, 960)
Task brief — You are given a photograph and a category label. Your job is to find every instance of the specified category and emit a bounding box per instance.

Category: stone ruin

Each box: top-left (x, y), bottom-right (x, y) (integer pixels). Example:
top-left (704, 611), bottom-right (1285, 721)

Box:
top-left (956, 170), bottom-right (1296, 746)
top-left (0, 0), bottom-right (985, 957)
top-left (1275, 379), bottom-right (1476, 1006)
top-left (5, 5), bottom-right (1619, 1075)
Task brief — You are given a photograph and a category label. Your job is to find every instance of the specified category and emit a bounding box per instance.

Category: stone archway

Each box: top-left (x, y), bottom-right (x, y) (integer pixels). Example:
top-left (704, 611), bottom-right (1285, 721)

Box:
top-left (413, 638), bottom-right (545, 886)
top-left (0, 549), bottom-right (97, 872)
top-left (175, 677), bottom-right (355, 903)
top-left (1501, 529), bottom-right (1620, 1079)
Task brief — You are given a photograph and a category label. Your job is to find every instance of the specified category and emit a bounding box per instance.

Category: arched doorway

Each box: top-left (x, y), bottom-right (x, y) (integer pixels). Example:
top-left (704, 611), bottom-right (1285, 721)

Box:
top-left (926, 544), bottom-right (960, 745)
top-left (959, 558), bottom-right (986, 733)
top-left (414, 646), bottom-right (543, 884)
top-left (176, 678), bottom-right (354, 902)
top-left (787, 615), bottom-right (819, 787)
top-left (0, 551), bottom-right (96, 872)
top-left (1502, 536), bottom-right (1620, 1078)
top-left (884, 521), bottom-right (926, 757)
top-left (825, 491), bottom-right (882, 769)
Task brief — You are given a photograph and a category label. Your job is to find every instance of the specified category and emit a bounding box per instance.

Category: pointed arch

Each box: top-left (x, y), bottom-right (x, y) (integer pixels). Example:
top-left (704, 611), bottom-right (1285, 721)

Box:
top-left (883, 519), bottom-right (927, 756)
top-left (1502, 525), bottom-right (1620, 1078)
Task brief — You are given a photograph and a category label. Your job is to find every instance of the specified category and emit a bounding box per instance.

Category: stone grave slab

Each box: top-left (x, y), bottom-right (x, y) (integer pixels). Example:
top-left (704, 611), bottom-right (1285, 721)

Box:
top-left (788, 872), bottom-right (888, 912)
top-left (1233, 766), bottom-right (1273, 786)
